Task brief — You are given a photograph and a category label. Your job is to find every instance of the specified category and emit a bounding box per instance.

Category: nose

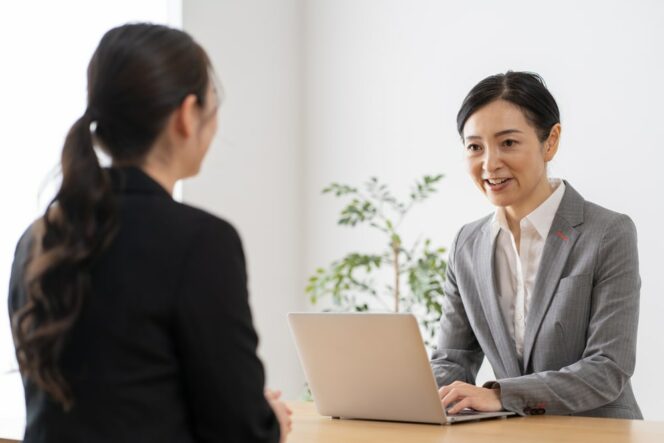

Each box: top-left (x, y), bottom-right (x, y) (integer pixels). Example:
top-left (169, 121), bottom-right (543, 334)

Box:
top-left (482, 145), bottom-right (503, 174)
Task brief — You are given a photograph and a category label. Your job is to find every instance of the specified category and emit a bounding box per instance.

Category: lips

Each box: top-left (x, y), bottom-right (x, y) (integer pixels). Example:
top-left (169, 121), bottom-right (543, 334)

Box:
top-left (484, 178), bottom-right (513, 191)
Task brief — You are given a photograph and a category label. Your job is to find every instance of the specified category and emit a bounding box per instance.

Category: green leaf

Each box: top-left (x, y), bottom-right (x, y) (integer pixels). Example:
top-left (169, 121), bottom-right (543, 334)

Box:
top-left (308, 174), bottom-right (448, 352)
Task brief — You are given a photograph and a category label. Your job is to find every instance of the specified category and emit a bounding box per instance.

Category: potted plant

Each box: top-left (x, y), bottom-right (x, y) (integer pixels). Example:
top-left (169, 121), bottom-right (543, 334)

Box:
top-left (306, 174), bottom-right (447, 349)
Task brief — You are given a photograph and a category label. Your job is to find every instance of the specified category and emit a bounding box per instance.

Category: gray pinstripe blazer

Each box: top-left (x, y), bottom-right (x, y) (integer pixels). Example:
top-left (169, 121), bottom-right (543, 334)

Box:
top-left (431, 181), bottom-right (642, 419)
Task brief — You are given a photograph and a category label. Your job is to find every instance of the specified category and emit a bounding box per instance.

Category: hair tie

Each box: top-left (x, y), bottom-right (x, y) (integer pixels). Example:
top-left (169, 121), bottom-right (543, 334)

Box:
top-left (83, 107), bottom-right (99, 135)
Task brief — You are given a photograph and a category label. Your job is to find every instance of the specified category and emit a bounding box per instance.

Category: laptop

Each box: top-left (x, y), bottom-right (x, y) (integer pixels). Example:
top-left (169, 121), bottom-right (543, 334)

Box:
top-left (288, 312), bottom-right (515, 424)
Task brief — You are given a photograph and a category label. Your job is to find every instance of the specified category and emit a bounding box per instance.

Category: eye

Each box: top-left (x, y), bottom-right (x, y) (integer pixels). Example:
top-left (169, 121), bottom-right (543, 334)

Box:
top-left (502, 139), bottom-right (517, 148)
top-left (466, 144), bottom-right (483, 153)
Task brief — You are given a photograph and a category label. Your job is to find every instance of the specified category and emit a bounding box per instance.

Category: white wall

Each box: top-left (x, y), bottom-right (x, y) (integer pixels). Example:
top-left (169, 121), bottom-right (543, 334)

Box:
top-left (182, 0), bottom-right (306, 399)
top-left (303, 0), bottom-right (664, 420)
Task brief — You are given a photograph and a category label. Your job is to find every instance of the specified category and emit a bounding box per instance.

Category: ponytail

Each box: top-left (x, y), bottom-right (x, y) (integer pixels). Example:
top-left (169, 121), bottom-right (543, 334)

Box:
top-left (12, 110), bottom-right (118, 410)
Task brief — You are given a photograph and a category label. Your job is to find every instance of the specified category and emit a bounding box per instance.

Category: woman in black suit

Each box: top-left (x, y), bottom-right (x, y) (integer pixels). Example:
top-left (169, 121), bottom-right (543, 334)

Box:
top-left (8, 23), bottom-right (290, 442)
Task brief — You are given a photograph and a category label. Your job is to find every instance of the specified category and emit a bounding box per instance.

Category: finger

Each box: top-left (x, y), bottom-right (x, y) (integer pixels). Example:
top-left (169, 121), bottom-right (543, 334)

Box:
top-left (439, 380), bottom-right (468, 399)
top-left (448, 397), bottom-right (473, 415)
top-left (441, 388), bottom-right (464, 408)
top-left (439, 385), bottom-right (455, 399)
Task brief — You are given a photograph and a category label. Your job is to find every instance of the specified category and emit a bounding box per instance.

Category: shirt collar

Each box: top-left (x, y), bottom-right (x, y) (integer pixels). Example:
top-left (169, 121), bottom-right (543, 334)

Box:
top-left (526, 178), bottom-right (565, 238)
top-left (490, 178), bottom-right (566, 239)
top-left (108, 166), bottom-right (172, 199)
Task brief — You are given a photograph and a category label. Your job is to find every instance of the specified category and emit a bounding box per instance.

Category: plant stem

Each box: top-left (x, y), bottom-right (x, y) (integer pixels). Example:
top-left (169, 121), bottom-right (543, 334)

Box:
top-left (393, 241), bottom-right (400, 312)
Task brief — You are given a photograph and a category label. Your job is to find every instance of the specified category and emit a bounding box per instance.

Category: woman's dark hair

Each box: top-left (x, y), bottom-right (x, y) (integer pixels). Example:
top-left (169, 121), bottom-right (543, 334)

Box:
top-left (456, 71), bottom-right (560, 142)
top-left (12, 23), bottom-right (212, 410)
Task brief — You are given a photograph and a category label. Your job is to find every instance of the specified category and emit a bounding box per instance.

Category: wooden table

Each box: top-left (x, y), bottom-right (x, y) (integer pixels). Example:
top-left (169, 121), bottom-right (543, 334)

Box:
top-left (286, 401), bottom-right (664, 443)
top-left (2, 401), bottom-right (664, 442)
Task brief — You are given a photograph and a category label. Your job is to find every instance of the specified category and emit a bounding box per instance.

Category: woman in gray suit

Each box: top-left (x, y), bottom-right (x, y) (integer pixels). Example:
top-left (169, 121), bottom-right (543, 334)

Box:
top-left (432, 71), bottom-right (642, 419)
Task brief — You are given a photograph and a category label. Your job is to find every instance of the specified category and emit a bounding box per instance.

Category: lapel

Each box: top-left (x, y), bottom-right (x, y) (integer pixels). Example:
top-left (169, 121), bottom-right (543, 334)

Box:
top-left (475, 223), bottom-right (522, 377)
top-left (521, 181), bottom-right (585, 371)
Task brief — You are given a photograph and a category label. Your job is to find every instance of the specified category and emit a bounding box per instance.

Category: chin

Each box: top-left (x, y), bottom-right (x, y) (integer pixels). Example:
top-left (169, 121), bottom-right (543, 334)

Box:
top-left (486, 194), bottom-right (515, 208)
top-left (183, 164), bottom-right (202, 179)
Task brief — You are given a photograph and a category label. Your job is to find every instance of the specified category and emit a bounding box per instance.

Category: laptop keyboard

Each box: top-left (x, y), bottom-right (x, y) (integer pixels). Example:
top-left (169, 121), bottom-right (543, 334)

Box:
top-left (448, 408), bottom-right (480, 416)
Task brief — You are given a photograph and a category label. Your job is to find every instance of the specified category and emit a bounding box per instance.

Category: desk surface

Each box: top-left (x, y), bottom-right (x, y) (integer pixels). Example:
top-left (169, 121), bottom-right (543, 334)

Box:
top-left (287, 401), bottom-right (664, 443)
top-left (2, 401), bottom-right (664, 443)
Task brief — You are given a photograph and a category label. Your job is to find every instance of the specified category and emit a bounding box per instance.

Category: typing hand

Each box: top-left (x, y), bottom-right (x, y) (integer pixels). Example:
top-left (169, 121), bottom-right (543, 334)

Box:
top-left (265, 388), bottom-right (293, 442)
top-left (438, 381), bottom-right (502, 415)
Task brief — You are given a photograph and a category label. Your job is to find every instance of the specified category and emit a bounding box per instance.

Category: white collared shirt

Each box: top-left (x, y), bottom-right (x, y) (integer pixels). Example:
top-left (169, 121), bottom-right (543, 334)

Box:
top-left (490, 179), bottom-right (566, 361)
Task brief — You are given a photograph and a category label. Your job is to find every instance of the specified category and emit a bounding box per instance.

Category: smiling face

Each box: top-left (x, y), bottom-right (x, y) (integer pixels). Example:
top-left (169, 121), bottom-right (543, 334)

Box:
top-left (463, 99), bottom-right (560, 219)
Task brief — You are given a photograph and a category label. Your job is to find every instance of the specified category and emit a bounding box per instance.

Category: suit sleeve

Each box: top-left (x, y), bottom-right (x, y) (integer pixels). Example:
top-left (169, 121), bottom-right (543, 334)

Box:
top-left (174, 218), bottom-right (280, 442)
top-left (430, 227), bottom-right (485, 386)
top-left (495, 214), bottom-right (641, 416)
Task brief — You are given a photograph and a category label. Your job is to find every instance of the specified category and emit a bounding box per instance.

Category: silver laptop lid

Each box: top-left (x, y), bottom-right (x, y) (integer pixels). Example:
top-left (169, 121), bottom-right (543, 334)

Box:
top-left (288, 313), bottom-right (446, 424)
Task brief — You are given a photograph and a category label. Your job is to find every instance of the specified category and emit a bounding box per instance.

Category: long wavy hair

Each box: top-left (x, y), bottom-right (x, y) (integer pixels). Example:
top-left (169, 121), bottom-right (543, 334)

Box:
top-left (11, 23), bottom-right (212, 410)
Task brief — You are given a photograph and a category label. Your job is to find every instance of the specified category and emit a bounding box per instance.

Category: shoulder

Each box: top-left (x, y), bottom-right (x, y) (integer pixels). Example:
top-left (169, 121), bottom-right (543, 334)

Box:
top-left (558, 183), bottom-right (638, 264)
top-left (559, 181), bottom-right (636, 235)
top-left (580, 201), bottom-right (638, 259)
top-left (582, 200), bottom-right (636, 233)
top-left (170, 201), bottom-right (242, 245)
top-left (126, 190), bottom-right (242, 244)
top-left (11, 218), bottom-right (46, 271)
top-left (452, 213), bottom-right (493, 253)
top-left (8, 220), bottom-right (43, 313)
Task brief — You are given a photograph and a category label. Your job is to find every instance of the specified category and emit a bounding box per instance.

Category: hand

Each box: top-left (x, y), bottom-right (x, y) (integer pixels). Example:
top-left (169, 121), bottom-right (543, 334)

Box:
top-left (265, 388), bottom-right (292, 442)
top-left (438, 381), bottom-right (502, 415)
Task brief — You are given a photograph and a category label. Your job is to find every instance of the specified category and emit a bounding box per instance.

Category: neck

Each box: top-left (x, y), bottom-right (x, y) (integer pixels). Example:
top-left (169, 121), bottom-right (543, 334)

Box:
top-left (503, 177), bottom-right (555, 227)
top-left (140, 162), bottom-right (177, 195)
top-left (136, 139), bottom-right (181, 195)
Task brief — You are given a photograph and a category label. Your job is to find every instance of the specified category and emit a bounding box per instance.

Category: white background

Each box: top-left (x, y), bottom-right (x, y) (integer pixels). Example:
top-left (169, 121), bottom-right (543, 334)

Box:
top-left (2, 0), bottom-right (663, 427)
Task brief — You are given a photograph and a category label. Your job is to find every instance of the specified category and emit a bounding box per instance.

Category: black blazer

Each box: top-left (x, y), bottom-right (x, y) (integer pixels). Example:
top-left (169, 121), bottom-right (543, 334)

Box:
top-left (8, 167), bottom-right (279, 443)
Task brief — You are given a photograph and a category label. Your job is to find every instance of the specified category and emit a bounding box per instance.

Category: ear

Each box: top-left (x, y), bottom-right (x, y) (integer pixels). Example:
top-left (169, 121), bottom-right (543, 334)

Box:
top-left (172, 94), bottom-right (199, 139)
top-left (543, 123), bottom-right (561, 162)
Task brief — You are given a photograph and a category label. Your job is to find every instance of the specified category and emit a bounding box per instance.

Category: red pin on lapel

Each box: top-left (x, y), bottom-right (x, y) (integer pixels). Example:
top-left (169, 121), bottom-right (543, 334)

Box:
top-left (555, 230), bottom-right (569, 241)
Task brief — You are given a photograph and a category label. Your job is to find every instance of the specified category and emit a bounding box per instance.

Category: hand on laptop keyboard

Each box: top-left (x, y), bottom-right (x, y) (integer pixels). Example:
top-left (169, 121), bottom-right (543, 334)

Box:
top-left (447, 408), bottom-right (479, 416)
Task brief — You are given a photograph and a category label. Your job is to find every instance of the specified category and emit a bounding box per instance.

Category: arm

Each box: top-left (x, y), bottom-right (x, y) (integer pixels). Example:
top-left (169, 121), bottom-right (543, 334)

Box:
top-left (430, 227), bottom-right (484, 387)
top-left (496, 214), bottom-right (640, 416)
top-left (174, 218), bottom-right (280, 442)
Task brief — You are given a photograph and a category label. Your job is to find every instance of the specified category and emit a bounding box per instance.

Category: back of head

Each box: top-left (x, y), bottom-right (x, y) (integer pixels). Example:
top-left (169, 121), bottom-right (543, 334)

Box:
top-left (11, 22), bottom-right (212, 410)
top-left (456, 71), bottom-right (560, 142)
top-left (89, 23), bottom-right (211, 161)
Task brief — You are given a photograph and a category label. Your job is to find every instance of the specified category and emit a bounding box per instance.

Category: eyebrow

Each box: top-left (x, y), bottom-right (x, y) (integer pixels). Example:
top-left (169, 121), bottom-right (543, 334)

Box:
top-left (464, 129), bottom-right (523, 141)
